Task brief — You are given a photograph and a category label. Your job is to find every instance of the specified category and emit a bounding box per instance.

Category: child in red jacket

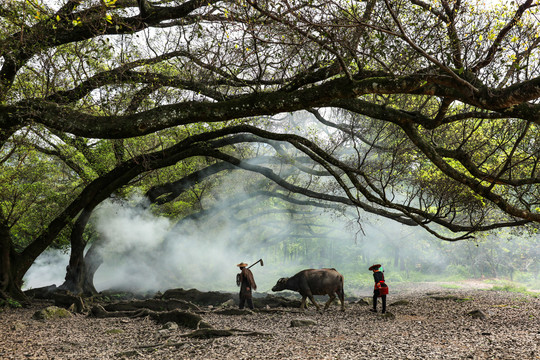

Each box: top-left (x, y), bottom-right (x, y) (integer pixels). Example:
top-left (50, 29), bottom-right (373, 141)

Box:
top-left (369, 264), bottom-right (388, 313)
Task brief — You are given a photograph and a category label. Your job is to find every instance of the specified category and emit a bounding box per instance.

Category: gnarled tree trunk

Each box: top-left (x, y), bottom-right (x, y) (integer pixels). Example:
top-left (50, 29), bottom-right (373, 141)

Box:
top-left (60, 209), bottom-right (100, 296)
top-left (0, 213), bottom-right (28, 302)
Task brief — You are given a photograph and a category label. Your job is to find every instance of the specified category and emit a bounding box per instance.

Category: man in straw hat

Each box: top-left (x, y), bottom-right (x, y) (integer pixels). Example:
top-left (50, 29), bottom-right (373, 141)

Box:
top-left (369, 264), bottom-right (388, 313)
top-left (236, 262), bottom-right (257, 310)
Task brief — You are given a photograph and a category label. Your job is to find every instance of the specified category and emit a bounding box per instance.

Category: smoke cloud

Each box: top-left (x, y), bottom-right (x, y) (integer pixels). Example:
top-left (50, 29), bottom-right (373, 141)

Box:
top-left (22, 114), bottom-right (539, 294)
top-left (24, 249), bottom-right (70, 290)
top-left (23, 196), bottom-right (539, 296)
top-left (92, 193), bottom-right (278, 293)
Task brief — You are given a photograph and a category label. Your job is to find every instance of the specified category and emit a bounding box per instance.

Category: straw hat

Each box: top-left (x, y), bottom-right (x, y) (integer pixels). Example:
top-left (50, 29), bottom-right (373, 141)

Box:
top-left (237, 262), bottom-right (248, 267)
top-left (368, 264), bottom-right (382, 271)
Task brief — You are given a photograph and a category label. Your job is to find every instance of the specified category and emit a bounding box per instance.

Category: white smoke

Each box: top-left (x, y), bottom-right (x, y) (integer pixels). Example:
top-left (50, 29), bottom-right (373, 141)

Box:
top-left (21, 120), bottom-right (538, 294)
top-left (91, 193), bottom-right (269, 293)
top-left (23, 198), bottom-right (540, 295)
top-left (23, 249), bottom-right (70, 289)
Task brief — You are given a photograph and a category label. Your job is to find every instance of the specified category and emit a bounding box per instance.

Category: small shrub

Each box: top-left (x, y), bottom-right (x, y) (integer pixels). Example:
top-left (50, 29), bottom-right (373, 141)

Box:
top-left (0, 298), bottom-right (22, 308)
top-left (491, 282), bottom-right (527, 293)
top-left (441, 284), bottom-right (462, 289)
top-left (446, 265), bottom-right (471, 279)
top-left (513, 272), bottom-right (540, 291)
top-left (490, 281), bottom-right (538, 297)
top-left (388, 272), bottom-right (406, 283)
top-left (343, 272), bottom-right (371, 291)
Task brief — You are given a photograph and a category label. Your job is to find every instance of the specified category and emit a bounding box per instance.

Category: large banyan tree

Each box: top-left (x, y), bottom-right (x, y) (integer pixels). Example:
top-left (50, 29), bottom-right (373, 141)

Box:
top-left (1, 0), bottom-right (540, 299)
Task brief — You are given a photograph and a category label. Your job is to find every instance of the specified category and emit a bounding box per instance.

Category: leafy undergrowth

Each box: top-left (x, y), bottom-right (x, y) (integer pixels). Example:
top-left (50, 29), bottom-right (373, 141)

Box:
top-left (488, 281), bottom-right (539, 297)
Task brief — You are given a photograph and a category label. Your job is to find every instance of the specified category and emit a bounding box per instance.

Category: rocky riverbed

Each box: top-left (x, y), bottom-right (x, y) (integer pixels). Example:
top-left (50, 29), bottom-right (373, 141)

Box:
top-left (1, 282), bottom-right (539, 359)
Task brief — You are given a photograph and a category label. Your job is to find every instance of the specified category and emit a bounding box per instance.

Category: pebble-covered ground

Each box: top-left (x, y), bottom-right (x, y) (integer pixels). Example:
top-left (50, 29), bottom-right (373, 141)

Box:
top-left (1, 282), bottom-right (539, 359)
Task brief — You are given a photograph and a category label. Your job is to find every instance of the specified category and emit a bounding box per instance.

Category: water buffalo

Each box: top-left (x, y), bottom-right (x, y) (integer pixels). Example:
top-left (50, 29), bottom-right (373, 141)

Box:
top-left (271, 268), bottom-right (345, 312)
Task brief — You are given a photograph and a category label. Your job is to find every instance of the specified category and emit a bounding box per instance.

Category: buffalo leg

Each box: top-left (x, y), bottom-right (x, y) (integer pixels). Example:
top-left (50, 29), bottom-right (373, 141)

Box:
top-left (306, 293), bottom-right (321, 311)
top-left (300, 296), bottom-right (307, 310)
top-left (324, 293), bottom-right (336, 310)
top-left (338, 289), bottom-right (345, 311)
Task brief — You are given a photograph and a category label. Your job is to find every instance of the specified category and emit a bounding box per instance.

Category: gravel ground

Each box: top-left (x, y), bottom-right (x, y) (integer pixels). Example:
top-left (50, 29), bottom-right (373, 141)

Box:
top-left (1, 283), bottom-right (539, 360)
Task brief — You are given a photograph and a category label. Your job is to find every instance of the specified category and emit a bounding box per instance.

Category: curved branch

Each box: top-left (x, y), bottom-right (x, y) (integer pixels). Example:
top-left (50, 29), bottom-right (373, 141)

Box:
top-left (398, 121), bottom-right (540, 223)
top-left (383, 0), bottom-right (476, 92)
top-left (471, 0), bottom-right (535, 73)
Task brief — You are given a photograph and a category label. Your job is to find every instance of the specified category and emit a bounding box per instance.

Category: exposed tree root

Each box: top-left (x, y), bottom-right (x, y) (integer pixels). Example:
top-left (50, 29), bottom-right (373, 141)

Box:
top-left (102, 298), bottom-right (201, 313)
top-left (90, 305), bottom-right (211, 329)
top-left (181, 328), bottom-right (269, 338)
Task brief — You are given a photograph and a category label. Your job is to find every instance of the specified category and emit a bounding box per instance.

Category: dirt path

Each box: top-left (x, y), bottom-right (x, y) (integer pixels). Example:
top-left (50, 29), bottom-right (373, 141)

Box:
top-left (1, 283), bottom-right (539, 359)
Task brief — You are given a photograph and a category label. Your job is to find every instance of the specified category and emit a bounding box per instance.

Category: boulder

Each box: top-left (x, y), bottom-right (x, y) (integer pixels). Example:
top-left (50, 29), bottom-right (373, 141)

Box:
top-left (32, 306), bottom-right (72, 320)
top-left (161, 288), bottom-right (235, 306)
top-left (290, 319), bottom-right (317, 327)
top-left (214, 308), bottom-right (254, 315)
top-left (253, 294), bottom-right (302, 308)
top-left (468, 309), bottom-right (487, 319)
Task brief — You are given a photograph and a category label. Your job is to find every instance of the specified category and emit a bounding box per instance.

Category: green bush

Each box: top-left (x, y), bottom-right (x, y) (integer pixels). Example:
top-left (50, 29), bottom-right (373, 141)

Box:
top-left (489, 281), bottom-right (538, 297)
top-left (445, 265), bottom-right (471, 279)
top-left (0, 298), bottom-right (22, 308)
top-left (388, 272), bottom-right (406, 283)
top-left (343, 272), bottom-right (371, 292)
top-left (513, 272), bottom-right (540, 290)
